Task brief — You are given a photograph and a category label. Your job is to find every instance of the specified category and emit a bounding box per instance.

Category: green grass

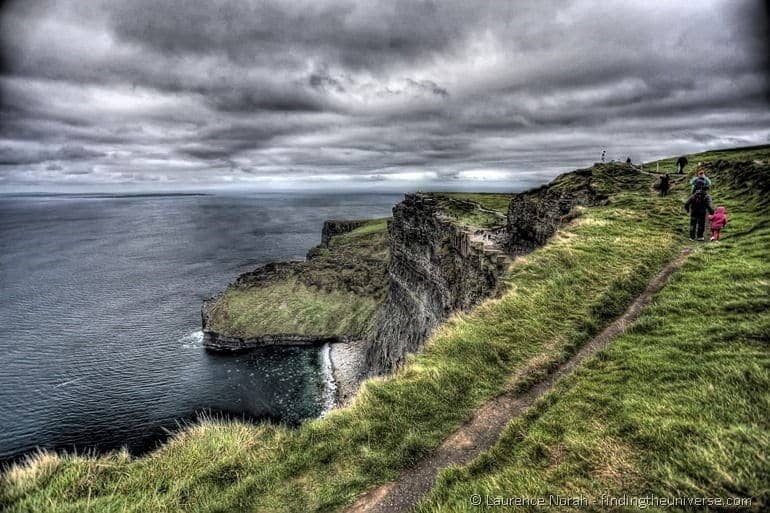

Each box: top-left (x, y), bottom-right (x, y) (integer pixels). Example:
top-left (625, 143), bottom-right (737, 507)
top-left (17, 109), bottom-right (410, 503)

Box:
top-left (207, 279), bottom-right (379, 338)
top-left (332, 217), bottom-right (389, 240)
top-left (207, 218), bottom-right (389, 339)
top-left (644, 144), bottom-right (770, 175)
top-left (428, 193), bottom-right (512, 229)
top-left (438, 193), bottom-right (514, 215)
top-left (2, 148), bottom-right (767, 513)
top-left (417, 168), bottom-right (770, 513)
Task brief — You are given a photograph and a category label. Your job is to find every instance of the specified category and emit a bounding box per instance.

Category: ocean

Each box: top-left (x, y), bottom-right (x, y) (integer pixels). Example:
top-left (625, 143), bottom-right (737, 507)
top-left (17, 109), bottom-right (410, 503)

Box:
top-left (0, 191), bottom-right (401, 465)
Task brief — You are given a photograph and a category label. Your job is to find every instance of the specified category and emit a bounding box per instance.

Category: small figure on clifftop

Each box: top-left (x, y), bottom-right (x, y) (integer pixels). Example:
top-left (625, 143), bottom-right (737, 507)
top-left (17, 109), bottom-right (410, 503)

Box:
top-left (708, 206), bottom-right (728, 242)
top-left (659, 173), bottom-right (670, 196)
top-left (626, 157), bottom-right (632, 165)
top-left (677, 156), bottom-right (688, 174)
top-left (684, 188), bottom-right (715, 241)
top-left (690, 167), bottom-right (711, 193)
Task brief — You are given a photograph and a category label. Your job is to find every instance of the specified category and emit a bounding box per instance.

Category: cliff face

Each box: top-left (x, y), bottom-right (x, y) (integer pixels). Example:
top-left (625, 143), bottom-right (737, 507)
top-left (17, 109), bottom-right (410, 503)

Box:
top-left (321, 220), bottom-right (368, 246)
top-left (366, 168), bottom-right (615, 374)
top-left (202, 166), bottom-right (621, 372)
top-left (366, 193), bottom-right (509, 374)
top-left (507, 169), bottom-right (608, 252)
top-left (307, 220), bottom-right (369, 259)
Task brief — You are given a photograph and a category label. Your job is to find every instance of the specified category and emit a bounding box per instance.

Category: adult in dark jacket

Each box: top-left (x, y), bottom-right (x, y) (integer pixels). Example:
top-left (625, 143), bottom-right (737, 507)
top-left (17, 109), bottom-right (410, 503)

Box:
top-left (659, 173), bottom-right (670, 196)
top-left (677, 156), bottom-right (688, 174)
top-left (684, 189), bottom-right (715, 240)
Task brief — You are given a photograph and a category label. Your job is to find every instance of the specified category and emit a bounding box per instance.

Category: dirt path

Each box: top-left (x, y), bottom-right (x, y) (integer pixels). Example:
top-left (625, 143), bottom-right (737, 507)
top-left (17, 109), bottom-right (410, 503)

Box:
top-left (345, 248), bottom-right (692, 513)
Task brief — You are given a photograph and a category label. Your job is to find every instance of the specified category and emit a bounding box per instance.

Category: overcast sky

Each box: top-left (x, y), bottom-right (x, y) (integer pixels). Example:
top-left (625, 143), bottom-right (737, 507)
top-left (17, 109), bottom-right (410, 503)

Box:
top-left (0, 0), bottom-right (768, 192)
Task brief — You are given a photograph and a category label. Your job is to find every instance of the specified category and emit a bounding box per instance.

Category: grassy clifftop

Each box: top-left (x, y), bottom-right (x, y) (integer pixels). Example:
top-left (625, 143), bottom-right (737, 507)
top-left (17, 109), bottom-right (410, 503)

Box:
top-left (428, 193), bottom-right (513, 229)
top-left (2, 146), bottom-right (768, 512)
top-left (207, 218), bottom-right (389, 340)
top-left (646, 144), bottom-right (770, 174)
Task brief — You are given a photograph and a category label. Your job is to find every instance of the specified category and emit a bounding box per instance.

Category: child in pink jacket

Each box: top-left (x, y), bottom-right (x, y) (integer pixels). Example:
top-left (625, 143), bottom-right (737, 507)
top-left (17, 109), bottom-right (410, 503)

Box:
top-left (708, 206), bottom-right (728, 241)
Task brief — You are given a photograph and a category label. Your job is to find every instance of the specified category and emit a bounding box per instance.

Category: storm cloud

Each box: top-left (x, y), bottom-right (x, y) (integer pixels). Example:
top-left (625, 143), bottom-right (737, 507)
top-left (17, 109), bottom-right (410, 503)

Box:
top-left (0, 0), bottom-right (768, 191)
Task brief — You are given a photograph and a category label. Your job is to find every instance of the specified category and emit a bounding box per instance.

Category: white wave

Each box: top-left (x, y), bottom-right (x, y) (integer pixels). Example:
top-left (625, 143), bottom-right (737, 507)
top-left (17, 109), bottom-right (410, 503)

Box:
top-left (180, 330), bottom-right (204, 348)
top-left (53, 376), bottom-right (84, 388)
top-left (319, 343), bottom-right (337, 416)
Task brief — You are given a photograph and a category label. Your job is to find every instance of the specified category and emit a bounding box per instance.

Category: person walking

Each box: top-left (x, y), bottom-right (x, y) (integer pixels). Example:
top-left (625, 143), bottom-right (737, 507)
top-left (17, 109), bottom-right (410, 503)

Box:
top-left (676, 156), bottom-right (688, 174)
top-left (659, 173), bottom-right (671, 196)
top-left (684, 188), bottom-right (715, 241)
top-left (708, 206), bottom-right (728, 242)
top-left (689, 167), bottom-right (712, 193)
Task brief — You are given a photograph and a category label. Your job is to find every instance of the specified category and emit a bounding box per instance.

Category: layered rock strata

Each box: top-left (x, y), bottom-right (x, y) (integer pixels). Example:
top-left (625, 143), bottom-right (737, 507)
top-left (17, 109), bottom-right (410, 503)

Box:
top-left (507, 169), bottom-right (608, 251)
top-left (365, 193), bottom-right (510, 374)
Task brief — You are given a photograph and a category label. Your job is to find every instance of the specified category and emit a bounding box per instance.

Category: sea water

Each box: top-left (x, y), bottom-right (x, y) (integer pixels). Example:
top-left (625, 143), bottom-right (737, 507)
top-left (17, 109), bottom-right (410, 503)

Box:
top-left (0, 191), bottom-right (399, 465)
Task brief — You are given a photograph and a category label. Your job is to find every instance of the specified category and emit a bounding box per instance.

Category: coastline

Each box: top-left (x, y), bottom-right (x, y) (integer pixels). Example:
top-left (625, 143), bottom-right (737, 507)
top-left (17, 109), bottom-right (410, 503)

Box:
top-left (329, 339), bottom-right (369, 407)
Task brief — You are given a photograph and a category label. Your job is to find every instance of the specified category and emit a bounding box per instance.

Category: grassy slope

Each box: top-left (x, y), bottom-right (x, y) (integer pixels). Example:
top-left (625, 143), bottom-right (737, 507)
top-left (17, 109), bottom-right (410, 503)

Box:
top-left (1, 147), bottom-right (766, 513)
top-left (418, 153), bottom-right (770, 512)
top-left (645, 145), bottom-right (770, 175)
top-left (207, 218), bottom-right (388, 339)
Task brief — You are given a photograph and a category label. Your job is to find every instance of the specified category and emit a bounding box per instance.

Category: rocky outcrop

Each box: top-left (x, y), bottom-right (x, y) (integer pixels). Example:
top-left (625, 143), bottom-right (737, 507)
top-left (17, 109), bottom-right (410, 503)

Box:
top-left (365, 194), bottom-right (510, 374)
top-left (507, 168), bottom-right (608, 252)
top-left (202, 217), bottom-right (385, 353)
top-left (321, 220), bottom-right (368, 246)
top-left (231, 262), bottom-right (294, 288)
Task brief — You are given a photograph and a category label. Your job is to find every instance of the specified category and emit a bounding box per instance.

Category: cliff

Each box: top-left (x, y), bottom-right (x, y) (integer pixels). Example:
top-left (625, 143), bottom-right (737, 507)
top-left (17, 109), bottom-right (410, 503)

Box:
top-left (202, 218), bottom-right (389, 351)
top-left (202, 164), bottom-right (644, 376)
top-left (366, 165), bottom-right (644, 374)
top-left (507, 168), bottom-right (610, 251)
top-left (320, 220), bottom-right (368, 246)
top-left (365, 193), bottom-right (510, 373)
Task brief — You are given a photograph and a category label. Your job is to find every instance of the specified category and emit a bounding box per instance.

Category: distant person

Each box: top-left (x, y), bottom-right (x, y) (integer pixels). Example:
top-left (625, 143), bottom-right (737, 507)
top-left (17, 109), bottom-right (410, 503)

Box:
top-left (601, 149), bottom-right (606, 163)
top-left (690, 168), bottom-right (711, 193)
top-left (684, 188), bottom-right (715, 241)
top-left (676, 156), bottom-right (688, 174)
top-left (626, 157), bottom-right (632, 165)
top-left (708, 206), bottom-right (728, 242)
top-left (659, 173), bottom-right (670, 196)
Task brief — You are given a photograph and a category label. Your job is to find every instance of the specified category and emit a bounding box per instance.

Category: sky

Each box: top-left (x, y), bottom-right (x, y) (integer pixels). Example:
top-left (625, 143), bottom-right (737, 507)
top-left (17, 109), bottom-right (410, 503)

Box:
top-left (0, 0), bottom-right (768, 192)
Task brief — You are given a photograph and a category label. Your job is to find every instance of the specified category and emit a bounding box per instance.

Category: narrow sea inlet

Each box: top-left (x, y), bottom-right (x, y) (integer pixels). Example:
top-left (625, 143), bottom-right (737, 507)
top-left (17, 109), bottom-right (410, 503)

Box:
top-left (0, 192), bottom-right (400, 466)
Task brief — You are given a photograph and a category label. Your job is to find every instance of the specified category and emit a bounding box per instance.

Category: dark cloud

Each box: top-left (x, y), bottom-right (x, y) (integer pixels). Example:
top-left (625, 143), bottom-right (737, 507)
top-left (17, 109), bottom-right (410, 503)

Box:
top-left (207, 87), bottom-right (326, 113)
top-left (309, 72), bottom-right (346, 94)
top-left (0, 144), bottom-right (104, 165)
top-left (177, 145), bottom-right (232, 161)
top-left (55, 145), bottom-right (105, 160)
top-left (106, 0), bottom-right (476, 69)
top-left (0, 0), bottom-right (768, 191)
